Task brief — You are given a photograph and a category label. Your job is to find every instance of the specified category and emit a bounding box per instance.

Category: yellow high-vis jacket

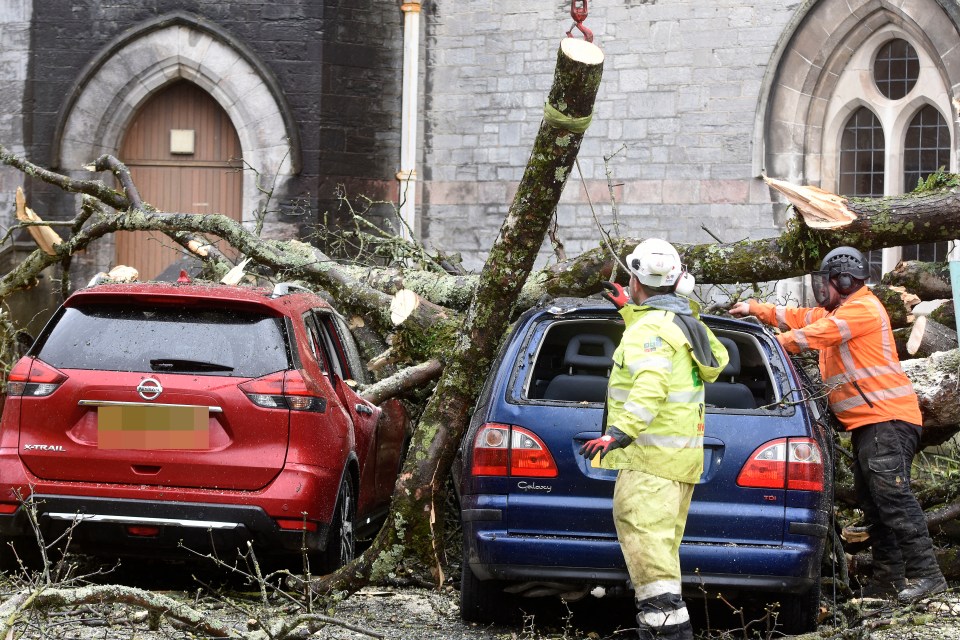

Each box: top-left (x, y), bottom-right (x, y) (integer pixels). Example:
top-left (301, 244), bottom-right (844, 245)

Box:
top-left (600, 298), bottom-right (728, 484)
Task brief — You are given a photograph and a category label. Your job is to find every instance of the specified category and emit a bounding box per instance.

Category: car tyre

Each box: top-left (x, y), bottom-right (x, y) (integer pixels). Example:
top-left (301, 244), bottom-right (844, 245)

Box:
top-left (459, 543), bottom-right (516, 624)
top-left (320, 476), bottom-right (356, 573)
top-left (776, 581), bottom-right (821, 634)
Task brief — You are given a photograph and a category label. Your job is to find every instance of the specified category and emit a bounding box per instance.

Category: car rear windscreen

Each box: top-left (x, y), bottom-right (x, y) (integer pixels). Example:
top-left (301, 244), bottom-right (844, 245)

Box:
top-left (36, 305), bottom-right (291, 378)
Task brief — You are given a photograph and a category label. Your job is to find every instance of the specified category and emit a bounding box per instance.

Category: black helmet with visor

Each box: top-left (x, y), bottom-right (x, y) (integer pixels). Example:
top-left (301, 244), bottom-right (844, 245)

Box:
top-left (811, 246), bottom-right (869, 306)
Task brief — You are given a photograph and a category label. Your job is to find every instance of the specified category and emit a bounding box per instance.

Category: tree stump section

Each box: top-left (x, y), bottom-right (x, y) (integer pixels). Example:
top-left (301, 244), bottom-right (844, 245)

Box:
top-left (907, 315), bottom-right (959, 358)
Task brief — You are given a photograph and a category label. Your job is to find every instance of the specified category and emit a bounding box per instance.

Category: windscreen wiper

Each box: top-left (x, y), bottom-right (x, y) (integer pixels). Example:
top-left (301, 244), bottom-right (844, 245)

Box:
top-left (149, 358), bottom-right (234, 372)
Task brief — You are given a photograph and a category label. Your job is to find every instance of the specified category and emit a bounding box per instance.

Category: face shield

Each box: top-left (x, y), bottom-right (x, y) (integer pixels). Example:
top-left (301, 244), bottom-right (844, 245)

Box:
top-left (810, 270), bottom-right (834, 307)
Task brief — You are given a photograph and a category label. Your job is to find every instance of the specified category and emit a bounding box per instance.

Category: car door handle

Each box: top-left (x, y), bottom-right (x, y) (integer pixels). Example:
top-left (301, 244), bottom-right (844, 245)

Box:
top-left (355, 404), bottom-right (374, 415)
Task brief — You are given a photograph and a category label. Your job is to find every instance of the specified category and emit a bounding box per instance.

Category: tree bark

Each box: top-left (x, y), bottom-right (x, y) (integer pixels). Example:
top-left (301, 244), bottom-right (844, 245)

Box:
top-left (882, 260), bottom-right (954, 300)
top-left (312, 36), bottom-right (605, 593)
top-left (930, 301), bottom-right (957, 329)
top-left (900, 349), bottom-right (960, 446)
top-left (870, 285), bottom-right (918, 329)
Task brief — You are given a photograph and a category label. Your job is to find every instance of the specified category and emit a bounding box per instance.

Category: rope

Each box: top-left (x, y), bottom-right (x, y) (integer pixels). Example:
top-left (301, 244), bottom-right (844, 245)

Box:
top-left (543, 102), bottom-right (593, 134)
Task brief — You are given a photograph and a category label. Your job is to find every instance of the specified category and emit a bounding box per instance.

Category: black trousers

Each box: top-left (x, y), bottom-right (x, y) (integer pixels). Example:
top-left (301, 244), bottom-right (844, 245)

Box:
top-left (851, 420), bottom-right (941, 583)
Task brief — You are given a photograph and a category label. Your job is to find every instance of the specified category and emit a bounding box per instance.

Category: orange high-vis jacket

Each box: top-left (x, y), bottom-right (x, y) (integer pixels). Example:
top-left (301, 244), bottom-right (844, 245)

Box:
top-left (748, 287), bottom-right (922, 431)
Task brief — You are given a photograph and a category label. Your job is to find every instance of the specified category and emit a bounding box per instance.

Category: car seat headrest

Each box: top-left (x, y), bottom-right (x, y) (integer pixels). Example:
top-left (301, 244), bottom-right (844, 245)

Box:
top-left (717, 336), bottom-right (741, 377)
top-left (563, 334), bottom-right (615, 370)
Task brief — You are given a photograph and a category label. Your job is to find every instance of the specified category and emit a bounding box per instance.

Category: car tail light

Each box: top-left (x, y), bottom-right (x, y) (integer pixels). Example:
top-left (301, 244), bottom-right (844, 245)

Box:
top-left (470, 423), bottom-right (558, 478)
top-left (6, 357), bottom-right (67, 397)
top-left (0, 503), bottom-right (18, 514)
top-left (275, 518), bottom-right (318, 532)
top-left (239, 370), bottom-right (327, 412)
top-left (737, 437), bottom-right (824, 491)
top-left (126, 525), bottom-right (161, 537)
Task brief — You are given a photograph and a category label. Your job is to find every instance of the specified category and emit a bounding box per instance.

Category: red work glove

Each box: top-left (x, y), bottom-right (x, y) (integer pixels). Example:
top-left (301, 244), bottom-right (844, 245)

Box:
top-left (579, 435), bottom-right (623, 461)
top-left (601, 281), bottom-right (630, 309)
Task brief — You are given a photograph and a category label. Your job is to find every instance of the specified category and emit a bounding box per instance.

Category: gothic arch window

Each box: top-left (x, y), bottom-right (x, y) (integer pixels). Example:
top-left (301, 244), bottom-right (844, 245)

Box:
top-left (760, 0), bottom-right (960, 278)
top-left (839, 108), bottom-right (885, 197)
top-left (822, 29), bottom-right (954, 274)
top-left (902, 104), bottom-right (951, 261)
top-left (838, 107), bottom-right (886, 279)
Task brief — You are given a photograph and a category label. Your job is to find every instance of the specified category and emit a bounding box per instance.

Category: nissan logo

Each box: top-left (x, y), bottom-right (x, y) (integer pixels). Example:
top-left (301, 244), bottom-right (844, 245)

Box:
top-left (137, 378), bottom-right (163, 400)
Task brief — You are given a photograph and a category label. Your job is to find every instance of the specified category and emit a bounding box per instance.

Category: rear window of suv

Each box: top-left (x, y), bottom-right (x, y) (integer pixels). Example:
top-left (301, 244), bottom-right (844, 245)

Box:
top-left (35, 305), bottom-right (291, 378)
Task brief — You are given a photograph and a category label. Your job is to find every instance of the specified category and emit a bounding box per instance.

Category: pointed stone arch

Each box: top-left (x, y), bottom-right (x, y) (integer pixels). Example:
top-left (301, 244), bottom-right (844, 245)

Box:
top-left (55, 11), bottom-right (301, 227)
top-left (754, 0), bottom-right (960, 187)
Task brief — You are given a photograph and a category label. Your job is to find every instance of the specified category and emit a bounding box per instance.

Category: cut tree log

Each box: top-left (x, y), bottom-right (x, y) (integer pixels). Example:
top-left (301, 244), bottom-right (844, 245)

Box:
top-left (902, 348), bottom-right (960, 446)
top-left (882, 260), bottom-right (953, 299)
top-left (907, 315), bottom-right (958, 358)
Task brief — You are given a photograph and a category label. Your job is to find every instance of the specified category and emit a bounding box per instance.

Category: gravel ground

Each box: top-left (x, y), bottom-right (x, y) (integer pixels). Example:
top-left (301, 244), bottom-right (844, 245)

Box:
top-left (4, 577), bottom-right (960, 639)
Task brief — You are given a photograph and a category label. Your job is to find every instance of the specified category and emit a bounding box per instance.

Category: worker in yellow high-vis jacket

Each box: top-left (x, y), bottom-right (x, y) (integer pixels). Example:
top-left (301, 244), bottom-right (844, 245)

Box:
top-left (583, 239), bottom-right (728, 640)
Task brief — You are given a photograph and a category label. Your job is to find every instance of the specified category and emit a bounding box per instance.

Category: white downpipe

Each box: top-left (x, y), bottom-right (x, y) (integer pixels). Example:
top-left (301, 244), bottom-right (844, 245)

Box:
top-left (398, 2), bottom-right (421, 241)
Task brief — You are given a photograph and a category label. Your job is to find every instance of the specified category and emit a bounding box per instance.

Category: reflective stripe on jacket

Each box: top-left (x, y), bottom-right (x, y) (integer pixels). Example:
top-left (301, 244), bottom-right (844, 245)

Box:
top-left (748, 287), bottom-right (921, 430)
top-left (600, 304), bottom-right (728, 483)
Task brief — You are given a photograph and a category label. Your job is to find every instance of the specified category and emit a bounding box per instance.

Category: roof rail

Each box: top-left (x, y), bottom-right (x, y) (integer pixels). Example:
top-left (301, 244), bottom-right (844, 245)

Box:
top-left (271, 282), bottom-right (313, 298)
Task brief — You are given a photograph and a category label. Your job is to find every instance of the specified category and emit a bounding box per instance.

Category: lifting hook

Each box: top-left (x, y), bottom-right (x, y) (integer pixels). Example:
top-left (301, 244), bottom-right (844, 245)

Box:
top-left (566, 0), bottom-right (593, 43)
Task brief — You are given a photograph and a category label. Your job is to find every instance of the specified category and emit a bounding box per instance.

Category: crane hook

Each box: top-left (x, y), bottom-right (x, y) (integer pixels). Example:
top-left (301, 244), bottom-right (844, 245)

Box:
top-left (566, 0), bottom-right (593, 42)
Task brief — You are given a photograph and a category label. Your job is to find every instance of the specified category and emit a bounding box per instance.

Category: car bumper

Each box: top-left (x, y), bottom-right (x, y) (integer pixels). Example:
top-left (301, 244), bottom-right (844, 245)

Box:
top-left (464, 524), bottom-right (822, 597)
top-left (0, 494), bottom-right (327, 557)
top-left (0, 449), bottom-right (339, 556)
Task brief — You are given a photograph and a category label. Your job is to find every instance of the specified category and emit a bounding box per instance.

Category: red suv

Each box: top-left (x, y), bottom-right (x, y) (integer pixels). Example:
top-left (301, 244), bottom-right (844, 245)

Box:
top-left (0, 281), bottom-right (408, 570)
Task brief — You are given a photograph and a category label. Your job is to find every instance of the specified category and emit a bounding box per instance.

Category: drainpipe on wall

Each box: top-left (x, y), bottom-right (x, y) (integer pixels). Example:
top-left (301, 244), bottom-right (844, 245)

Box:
top-left (398, 1), bottom-right (421, 241)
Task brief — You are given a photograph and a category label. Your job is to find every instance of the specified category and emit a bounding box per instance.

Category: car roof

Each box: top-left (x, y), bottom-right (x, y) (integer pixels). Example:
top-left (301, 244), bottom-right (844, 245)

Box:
top-left (529, 296), bottom-right (770, 334)
top-left (64, 281), bottom-right (331, 315)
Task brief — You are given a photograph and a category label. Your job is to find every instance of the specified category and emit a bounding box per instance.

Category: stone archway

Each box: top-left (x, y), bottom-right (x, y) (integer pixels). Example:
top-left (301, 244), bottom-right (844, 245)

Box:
top-left (55, 12), bottom-right (300, 231)
top-left (754, 0), bottom-right (960, 186)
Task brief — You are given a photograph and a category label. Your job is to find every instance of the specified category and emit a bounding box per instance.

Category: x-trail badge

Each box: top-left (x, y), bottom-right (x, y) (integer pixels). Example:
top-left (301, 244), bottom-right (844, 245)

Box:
top-left (137, 378), bottom-right (163, 400)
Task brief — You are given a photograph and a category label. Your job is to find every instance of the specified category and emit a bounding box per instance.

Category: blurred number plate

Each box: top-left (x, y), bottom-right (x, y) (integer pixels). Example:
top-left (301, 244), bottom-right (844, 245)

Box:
top-left (98, 405), bottom-right (209, 450)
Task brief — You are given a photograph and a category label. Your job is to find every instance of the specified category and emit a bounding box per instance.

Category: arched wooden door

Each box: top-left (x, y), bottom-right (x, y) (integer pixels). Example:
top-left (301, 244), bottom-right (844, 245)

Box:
top-left (117, 81), bottom-right (242, 280)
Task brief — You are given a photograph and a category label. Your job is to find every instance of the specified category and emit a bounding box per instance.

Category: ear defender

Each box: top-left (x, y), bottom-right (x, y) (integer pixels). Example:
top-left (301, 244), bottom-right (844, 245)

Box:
top-left (834, 273), bottom-right (855, 294)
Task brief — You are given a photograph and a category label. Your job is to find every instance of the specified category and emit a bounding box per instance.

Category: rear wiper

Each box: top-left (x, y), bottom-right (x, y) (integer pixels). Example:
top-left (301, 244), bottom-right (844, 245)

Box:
top-left (150, 358), bottom-right (234, 372)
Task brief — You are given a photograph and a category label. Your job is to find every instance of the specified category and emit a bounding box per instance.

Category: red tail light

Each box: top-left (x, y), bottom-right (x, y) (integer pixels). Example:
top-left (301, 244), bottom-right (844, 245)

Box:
top-left (275, 518), bottom-right (318, 532)
top-left (737, 437), bottom-right (824, 491)
top-left (238, 370), bottom-right (327, 412)
top-left (6, 357), bottom-right (67, 397)
top-left (470, 423), bottom-right (558, 478)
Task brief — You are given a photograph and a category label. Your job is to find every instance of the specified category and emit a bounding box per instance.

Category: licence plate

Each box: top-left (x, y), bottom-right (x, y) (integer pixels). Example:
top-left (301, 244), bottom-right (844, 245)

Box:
top-left (97, 405), bottom-right (210, 450)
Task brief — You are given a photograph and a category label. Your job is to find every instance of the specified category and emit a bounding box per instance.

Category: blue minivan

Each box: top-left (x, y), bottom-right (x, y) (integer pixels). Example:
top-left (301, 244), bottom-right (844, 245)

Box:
top-left (457, 297), bottom-right (832, 634)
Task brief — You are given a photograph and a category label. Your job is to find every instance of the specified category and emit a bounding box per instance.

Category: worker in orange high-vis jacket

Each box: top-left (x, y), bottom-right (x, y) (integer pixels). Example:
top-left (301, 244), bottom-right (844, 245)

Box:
top-left (730, 246), bottom-right (947, 602)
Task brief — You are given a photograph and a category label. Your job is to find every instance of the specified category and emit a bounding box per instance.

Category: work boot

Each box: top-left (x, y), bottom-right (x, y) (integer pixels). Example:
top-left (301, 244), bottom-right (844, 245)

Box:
top-left (635, 621), bottom-right (693, 640)
top-left (636, 593), bottom-right (693, 640)
top-left (897, 575), bottom-right (948, 602)
top-left (858, 578), bottom-right (907, 599)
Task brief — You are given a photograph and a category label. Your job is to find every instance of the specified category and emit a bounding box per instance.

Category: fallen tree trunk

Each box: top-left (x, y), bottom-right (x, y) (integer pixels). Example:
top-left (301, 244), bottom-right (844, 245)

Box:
top-left (312, 35), bottom-right (605, 592)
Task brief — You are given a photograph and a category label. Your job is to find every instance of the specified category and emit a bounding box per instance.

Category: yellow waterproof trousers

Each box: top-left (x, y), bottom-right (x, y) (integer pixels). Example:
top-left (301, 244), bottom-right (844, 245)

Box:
top-left (613, 468), bottom-right (694, 602)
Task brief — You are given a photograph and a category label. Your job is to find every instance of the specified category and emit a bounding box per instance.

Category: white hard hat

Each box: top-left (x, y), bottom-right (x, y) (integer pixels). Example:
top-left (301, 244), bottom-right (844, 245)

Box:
top-left (626, 238), bottom-right (686, 289)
